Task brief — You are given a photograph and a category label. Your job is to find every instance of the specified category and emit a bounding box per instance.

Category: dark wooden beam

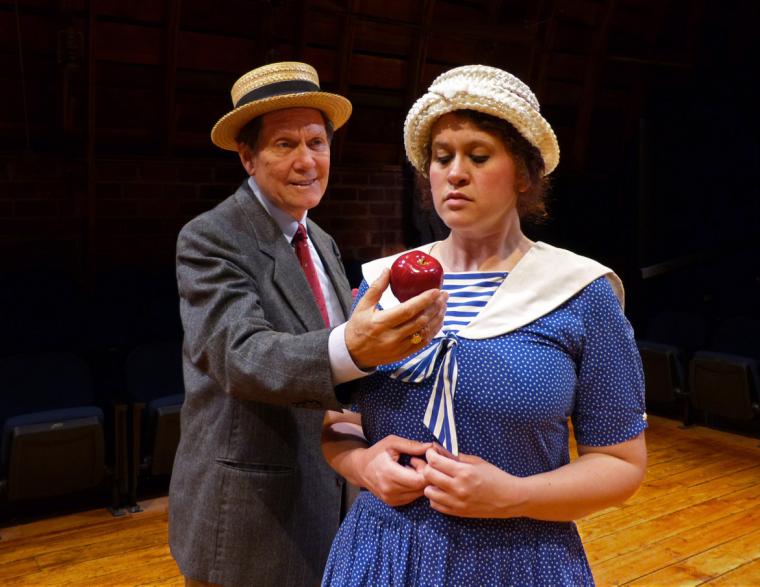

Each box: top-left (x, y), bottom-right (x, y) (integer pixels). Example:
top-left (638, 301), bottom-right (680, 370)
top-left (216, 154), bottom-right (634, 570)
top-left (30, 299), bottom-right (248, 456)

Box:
top-left (336, 0), bottom-right (356, 96)
top-left (683, 0), bottom-right (705, 64)
top-left (406, 0), bottom-right (435, 103)
top-left (295, 0), bottom-right (310, 60)
top-left (571, 0), bottom-right (617, 170)
top-left (530, 0), bottom-right (558, 100)
top-left (524, 0), bottom-right (548, 87)
top-left (333, 0), bottom-right (357, 164)
top-left (348, 90), bottom-right (405, 109)
top-left (606, 54), bottom-right (695, 69)
top-left (400, 0), bottom-right (435, 165)
top-left (485, 0), bottom-right (503, 20)
top-left (163, 0), bottom-right (180, 155)
top-left (85, 0), bottom-right (96, 277)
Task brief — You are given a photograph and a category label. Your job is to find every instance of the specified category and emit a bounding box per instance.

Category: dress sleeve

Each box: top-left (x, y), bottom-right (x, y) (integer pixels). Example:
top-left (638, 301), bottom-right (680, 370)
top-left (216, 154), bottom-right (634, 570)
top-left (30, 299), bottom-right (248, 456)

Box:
top-left (571, 277), bottom-right (648, 446)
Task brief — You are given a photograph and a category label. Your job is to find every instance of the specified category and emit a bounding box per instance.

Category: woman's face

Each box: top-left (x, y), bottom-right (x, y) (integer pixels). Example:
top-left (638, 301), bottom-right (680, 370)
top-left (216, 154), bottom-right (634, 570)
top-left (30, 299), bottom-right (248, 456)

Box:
top-left (428, 112), bottom-right (524, 236)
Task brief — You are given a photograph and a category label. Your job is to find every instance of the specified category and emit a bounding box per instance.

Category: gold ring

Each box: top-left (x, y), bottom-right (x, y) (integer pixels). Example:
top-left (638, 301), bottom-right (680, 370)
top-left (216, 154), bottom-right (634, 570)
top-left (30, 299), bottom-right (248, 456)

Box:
top-left (410, 332), bottom-right (423, 345)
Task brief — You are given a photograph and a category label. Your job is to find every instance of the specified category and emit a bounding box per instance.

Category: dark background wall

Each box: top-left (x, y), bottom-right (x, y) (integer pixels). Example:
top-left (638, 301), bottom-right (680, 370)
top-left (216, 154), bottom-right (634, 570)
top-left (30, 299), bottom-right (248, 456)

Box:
top-left (1, 0), bottom-right (758, 338)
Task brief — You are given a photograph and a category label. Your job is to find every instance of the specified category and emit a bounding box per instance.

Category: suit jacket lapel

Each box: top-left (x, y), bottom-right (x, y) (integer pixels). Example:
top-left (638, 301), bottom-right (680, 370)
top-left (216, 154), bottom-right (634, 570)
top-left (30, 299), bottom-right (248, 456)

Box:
top-left (233, 183), bottom-right (325, 331)
top-left (307, 220), bottom-right (352, 321)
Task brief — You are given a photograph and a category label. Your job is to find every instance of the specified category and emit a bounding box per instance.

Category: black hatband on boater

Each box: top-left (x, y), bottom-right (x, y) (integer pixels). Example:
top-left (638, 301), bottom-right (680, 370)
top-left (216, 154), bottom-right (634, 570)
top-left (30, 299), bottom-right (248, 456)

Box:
top-left (235, 80), bottom-right (320, 108)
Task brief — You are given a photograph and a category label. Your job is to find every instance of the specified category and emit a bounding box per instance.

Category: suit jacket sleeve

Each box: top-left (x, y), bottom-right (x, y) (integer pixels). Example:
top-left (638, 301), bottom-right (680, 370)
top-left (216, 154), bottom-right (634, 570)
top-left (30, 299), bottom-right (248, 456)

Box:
top-left (176, 206), bottom-right (346, 411)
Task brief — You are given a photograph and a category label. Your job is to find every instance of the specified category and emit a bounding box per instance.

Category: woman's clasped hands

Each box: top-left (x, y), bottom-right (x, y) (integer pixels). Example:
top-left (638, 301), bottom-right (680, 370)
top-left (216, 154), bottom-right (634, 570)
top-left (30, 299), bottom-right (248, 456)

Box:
top-left (359, 438), bottom-right (522, 518)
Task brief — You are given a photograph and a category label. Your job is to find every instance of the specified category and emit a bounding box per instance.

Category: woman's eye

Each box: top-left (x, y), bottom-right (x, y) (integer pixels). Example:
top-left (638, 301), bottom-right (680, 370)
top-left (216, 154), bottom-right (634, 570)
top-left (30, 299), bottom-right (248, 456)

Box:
top-left (471, 155), bottom-right (489, 164)
top-left (434, 155), bottom-right (452, 165)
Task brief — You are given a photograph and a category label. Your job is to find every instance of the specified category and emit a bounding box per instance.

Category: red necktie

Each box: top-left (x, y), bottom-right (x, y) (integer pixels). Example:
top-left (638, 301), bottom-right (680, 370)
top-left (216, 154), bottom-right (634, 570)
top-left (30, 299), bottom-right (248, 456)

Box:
top-left (292, 223), bottom-right (330, 327)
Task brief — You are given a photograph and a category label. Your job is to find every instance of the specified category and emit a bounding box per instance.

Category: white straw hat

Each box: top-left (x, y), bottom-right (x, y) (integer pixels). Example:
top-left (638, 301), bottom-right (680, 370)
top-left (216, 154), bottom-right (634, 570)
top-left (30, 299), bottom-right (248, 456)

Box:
top-left (404, 65), bottom-right (559, 175)
top-left (211, 62), bottom-right (352, 151)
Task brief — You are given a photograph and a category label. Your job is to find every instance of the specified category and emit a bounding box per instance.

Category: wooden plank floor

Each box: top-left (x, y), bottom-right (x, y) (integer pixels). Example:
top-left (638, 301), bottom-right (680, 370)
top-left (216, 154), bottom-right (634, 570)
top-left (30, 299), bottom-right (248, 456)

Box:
top-left (579, 416), bottom-right (760, 586)
top-left (0, 415), bottom-right (758, 586)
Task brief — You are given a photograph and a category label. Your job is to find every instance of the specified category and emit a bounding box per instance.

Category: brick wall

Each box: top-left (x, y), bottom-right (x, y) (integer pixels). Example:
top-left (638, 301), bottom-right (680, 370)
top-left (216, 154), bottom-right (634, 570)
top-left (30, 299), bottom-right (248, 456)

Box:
top-left (0, 153), bottom-right (407, 275)
top-left (310, 168), bottom-right (407, 262)
top-left (0, 154), bottom-right (87, 273)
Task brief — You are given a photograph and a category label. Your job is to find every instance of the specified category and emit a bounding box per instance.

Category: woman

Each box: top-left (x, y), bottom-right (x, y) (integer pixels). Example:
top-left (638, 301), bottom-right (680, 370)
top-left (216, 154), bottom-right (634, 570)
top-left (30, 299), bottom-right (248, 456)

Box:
top-left (322, 65), bottom-right (647, 586)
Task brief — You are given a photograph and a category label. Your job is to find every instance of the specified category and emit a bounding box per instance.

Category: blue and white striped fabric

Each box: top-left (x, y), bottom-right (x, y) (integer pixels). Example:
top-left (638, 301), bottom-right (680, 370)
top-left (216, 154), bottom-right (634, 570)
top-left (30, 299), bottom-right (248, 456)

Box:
top-left (392, 272), bottom-right (507, 454)
top-left (442, 273), bottom-right (508, 334)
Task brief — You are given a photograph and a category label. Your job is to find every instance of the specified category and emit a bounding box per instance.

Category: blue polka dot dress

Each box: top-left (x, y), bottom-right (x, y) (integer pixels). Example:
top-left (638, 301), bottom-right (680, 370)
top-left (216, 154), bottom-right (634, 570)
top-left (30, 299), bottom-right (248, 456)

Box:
top-left (322, 271), bottom-right (647, 587)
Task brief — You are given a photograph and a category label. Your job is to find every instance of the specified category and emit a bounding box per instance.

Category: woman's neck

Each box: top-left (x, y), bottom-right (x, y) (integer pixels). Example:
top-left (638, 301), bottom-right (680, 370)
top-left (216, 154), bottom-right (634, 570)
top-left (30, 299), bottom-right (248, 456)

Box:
top-left (434, 219), bottom-right (534, 272)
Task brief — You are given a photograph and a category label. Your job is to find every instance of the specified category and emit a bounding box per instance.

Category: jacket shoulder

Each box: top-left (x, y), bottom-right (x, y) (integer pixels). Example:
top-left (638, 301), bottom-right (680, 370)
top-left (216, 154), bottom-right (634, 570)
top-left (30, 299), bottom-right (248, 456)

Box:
top-left (178, 183), bottom-right (253, 241)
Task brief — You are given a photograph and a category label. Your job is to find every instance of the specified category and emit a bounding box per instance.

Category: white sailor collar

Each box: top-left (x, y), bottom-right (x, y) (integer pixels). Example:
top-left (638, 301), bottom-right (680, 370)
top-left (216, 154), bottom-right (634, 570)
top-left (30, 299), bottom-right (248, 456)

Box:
top-left (362, 241), bottom-right (624, 340)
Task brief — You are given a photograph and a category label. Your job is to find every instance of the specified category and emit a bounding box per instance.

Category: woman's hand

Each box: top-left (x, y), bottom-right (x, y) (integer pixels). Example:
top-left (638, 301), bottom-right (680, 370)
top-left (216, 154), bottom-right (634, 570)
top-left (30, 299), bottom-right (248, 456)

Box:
top-left (357, 435), bottom-right (431, 507)
top-left (321, 410), bottom-right (432, 508)
top-left (422, 433), bottom-right (647, 521)
top-left (421, 445), bottom-right (522, 518)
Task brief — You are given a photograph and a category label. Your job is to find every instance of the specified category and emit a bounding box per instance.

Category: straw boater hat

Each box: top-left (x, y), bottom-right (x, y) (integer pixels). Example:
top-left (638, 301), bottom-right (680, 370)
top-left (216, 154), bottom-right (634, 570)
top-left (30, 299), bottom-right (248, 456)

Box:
top-left (210, 62), bottom-right (353, 151)
top-left (404, 65), bottom-right (559, 176)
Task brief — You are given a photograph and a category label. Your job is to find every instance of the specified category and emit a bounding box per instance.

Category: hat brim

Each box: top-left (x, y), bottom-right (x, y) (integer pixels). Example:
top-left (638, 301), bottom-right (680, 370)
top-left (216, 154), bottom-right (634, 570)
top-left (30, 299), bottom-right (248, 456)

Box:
top-left (210, 92), bottom-right (352, 151)
top-left (404, 94), bottom-right (559, 176)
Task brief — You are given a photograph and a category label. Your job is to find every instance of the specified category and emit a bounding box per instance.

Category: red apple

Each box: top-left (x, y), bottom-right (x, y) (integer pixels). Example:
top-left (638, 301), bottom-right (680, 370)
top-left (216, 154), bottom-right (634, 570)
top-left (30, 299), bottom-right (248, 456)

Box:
top-left (389, 251), bottom-right (444, 302)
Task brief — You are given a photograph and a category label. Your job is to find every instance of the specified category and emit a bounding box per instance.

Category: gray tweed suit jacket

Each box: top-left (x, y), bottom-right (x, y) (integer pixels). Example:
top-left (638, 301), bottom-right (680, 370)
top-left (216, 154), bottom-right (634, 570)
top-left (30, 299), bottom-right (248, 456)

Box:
top-left (168, 181), bottom-right (355, 587)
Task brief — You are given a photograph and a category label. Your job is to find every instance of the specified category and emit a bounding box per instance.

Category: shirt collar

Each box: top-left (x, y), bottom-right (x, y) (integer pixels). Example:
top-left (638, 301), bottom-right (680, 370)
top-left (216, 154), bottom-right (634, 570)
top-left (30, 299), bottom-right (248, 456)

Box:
top-left (248, 177), bottom-right (307, 242)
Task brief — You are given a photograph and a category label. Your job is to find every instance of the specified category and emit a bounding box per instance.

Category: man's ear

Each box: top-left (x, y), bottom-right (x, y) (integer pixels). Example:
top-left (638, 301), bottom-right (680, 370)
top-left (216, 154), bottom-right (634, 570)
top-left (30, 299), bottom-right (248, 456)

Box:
top-left (237, 143), bottom-right (256, 176)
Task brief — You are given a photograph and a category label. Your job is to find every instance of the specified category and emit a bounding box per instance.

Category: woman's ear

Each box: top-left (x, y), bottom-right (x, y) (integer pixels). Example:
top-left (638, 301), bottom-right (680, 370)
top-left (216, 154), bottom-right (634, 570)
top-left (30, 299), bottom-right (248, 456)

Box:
top-left (515, 164), bottom-right (531, 194)
top-left (237, 143), bottom-right (256, 176)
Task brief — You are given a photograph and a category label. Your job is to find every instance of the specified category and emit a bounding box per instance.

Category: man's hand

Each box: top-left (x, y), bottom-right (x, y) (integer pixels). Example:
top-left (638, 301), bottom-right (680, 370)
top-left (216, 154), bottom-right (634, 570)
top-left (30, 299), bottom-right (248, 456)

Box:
top-left (345, 269), bottom-right (448, 369)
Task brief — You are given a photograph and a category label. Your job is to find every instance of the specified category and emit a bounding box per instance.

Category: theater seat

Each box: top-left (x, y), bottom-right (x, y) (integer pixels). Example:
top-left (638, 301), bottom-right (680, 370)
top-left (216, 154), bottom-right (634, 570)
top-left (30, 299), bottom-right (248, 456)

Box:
top-left (689, 352), bottom-right (760, 421)
top-left (2, 408), bottom-right (104, 501)
top-left (637, 340), bottom-right (688, 404)
top-left (689, 317), bottom-right (760, 423)
top-left (636, 311), bottom-right (706, 424)
top-left (124, 340), bottom-right (184, 480)
top-left (0, 352), bottom-right (107, 503)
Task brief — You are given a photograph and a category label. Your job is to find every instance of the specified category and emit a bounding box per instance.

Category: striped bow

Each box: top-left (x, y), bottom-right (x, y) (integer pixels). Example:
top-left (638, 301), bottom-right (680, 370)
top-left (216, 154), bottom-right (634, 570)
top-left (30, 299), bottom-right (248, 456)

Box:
top-left (391, 333), bottom-right (461, 455)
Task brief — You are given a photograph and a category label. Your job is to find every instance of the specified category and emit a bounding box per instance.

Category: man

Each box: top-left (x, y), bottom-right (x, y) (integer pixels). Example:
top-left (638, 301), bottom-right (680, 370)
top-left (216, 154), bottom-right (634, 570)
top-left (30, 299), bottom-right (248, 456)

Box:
top-left (168, 62), bottom-right (447, 587)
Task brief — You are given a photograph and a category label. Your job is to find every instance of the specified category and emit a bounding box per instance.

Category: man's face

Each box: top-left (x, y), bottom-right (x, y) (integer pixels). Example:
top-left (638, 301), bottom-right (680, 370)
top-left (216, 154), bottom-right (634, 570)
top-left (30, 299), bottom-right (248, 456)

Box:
top-left (238, 108), bottom-right (330, 220)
